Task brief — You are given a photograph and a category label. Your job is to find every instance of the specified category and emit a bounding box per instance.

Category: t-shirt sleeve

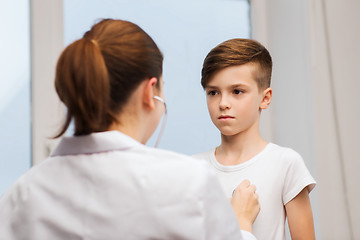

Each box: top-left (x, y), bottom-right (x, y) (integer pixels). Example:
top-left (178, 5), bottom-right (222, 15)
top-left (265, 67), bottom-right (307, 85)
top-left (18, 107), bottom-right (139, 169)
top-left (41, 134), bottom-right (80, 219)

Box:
top-left (200, 162), bottom-right (256, 240)
top-left (282, 149), bottom-right (316, 205)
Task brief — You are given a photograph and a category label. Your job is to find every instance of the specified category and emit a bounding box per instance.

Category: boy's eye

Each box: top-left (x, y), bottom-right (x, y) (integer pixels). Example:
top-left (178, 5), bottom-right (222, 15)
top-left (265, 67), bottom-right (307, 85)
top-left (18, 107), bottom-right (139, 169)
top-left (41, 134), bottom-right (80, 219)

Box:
top-left (233, 89), bottom-right (243, 95)
top-left (207, 90), bottom-right (218, 96)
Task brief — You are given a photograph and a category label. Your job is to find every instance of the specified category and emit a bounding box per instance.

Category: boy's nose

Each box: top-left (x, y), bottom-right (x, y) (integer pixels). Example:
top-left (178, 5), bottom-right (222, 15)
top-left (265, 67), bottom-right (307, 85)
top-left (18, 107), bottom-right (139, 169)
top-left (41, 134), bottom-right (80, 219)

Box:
top-left (219, 96), bottom-right (231, 110)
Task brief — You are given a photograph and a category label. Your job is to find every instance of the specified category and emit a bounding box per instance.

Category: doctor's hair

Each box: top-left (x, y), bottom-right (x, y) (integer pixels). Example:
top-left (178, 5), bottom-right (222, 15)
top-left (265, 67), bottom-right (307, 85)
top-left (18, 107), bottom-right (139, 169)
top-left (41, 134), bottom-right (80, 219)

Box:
top-left (54, 19), bottom-right (163, 137)
top-left (201, 38), bottom-right (272, 91)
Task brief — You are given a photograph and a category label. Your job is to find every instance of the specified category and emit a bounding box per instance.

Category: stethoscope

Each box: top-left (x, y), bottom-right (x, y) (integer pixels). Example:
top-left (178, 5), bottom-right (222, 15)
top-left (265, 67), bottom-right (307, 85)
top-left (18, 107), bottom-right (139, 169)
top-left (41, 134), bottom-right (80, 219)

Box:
top-left (153, 96), bottom-right (167, 148)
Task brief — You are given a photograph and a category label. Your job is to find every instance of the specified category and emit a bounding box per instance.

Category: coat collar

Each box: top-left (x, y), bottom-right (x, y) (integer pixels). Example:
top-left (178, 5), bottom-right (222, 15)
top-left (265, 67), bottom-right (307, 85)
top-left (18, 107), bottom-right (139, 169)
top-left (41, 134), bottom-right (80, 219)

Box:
top-left (51, 131), bottom-right (142, 157)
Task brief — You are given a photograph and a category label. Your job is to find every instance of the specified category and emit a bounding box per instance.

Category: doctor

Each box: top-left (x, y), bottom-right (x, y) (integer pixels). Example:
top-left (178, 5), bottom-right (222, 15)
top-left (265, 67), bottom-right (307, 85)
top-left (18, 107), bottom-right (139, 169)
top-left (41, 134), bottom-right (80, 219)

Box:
top-left (0, 19), bottom-right (259, 239)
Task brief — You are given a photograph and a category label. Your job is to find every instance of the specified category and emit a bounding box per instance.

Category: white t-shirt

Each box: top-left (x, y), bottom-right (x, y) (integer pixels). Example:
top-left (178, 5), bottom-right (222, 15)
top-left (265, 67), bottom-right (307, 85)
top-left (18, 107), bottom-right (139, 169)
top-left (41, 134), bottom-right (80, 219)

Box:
top-left (194, 143), bottom-right (316, 240)
top-left (0, 131), bottom-right (256, 240)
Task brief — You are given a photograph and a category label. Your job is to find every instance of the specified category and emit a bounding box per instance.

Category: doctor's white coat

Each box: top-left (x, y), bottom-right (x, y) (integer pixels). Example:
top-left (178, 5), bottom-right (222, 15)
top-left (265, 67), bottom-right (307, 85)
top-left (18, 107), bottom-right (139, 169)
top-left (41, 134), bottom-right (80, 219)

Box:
top-left (0, 131), bottom-right (255, 240)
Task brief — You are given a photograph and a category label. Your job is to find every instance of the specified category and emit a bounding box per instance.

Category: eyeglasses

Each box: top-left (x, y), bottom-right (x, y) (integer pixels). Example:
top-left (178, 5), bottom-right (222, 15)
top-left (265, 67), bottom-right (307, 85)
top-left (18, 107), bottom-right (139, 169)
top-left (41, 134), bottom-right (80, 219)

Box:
top-left (153, 96), bottom-right (167, 148)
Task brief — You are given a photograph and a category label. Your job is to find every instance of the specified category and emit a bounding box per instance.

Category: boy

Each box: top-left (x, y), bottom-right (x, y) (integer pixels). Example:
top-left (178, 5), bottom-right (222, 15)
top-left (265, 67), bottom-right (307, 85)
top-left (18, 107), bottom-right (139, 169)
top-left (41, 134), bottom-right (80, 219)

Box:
top-left (194, 39), bottom-right (316, 240)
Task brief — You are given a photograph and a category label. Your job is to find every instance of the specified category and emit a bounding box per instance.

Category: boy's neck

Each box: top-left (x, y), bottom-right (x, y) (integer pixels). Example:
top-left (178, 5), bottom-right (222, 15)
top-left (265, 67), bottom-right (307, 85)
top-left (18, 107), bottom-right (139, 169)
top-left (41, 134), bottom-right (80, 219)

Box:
top-left (216, 128), bottom-right (268, 166)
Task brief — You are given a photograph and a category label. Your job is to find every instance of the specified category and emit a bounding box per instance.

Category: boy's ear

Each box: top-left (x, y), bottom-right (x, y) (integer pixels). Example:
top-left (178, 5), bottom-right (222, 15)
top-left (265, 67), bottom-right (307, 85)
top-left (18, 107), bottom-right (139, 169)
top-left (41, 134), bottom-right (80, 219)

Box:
top-left (143, 77), bottom-right (158, 110)
top-left (260, 88), bottom-right (272, 110)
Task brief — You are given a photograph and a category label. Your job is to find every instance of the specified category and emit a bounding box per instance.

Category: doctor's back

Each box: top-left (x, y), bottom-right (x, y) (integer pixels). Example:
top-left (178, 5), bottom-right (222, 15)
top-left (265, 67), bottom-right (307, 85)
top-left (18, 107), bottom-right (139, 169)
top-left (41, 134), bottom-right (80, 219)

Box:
top-left (0, 131), bottom-right (242, 240)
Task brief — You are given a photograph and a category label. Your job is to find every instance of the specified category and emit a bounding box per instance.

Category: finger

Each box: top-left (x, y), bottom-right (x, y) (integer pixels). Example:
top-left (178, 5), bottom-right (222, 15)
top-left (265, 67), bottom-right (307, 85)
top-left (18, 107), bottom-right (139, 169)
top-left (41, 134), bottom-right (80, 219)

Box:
top-left (238, 179), bottom-right (250, 188)
top-left (248, 184), bottom-right (256, 193)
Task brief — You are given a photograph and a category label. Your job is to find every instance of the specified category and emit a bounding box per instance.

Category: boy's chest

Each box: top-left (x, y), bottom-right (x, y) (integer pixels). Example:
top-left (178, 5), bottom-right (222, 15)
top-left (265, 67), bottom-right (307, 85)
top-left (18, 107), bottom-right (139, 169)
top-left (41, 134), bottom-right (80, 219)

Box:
top-left (214, 161), bottom-right (286, 201)
top-left (214, 163), bottom-right (288, 239)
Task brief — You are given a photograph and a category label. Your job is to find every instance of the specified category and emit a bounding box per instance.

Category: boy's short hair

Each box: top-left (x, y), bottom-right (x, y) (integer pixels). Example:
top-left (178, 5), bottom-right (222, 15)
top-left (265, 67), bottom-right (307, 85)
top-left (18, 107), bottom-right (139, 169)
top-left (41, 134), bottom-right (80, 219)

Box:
top-left (201, 38), bottom-right (272, 90)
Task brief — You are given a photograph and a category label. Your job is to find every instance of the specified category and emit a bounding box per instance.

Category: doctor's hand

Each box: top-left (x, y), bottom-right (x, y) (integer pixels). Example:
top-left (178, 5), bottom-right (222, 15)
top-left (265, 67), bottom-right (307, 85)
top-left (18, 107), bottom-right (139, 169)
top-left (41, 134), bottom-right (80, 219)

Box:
top-left (230, 179), bottom-right (260, 233)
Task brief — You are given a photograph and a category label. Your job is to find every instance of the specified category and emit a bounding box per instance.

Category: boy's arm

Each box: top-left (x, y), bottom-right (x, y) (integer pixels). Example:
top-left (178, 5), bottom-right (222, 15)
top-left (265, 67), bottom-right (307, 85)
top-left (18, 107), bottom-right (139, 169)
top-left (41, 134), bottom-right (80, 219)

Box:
top-left (285, 188), bottom-right (315, 240)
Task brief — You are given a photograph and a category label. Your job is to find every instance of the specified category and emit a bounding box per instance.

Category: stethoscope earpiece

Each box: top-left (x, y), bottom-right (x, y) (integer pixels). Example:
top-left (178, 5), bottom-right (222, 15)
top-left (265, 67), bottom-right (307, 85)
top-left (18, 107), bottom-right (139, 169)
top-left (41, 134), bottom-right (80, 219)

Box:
top-left (153, 96), bottom-right (167, 148)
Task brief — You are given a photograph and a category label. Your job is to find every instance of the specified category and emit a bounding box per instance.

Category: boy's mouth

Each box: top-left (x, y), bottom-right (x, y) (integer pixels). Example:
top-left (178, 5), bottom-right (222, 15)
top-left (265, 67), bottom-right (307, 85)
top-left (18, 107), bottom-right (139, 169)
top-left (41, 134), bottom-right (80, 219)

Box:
top-left (218, 115), bottom-right (234, 120)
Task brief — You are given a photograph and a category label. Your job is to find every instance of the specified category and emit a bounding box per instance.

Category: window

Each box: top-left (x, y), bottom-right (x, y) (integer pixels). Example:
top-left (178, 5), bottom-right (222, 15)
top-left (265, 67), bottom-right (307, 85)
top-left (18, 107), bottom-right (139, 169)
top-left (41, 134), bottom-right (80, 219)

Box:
top-left (64, 0), bottom-right (250, 154)
top-left (0, 1), bottom-right (31, 194)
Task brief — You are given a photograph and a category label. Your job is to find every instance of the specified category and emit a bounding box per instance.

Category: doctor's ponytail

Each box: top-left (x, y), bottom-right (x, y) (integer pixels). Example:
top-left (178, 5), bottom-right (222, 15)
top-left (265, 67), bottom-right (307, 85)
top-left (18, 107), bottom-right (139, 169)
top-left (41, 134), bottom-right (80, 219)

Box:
top-left (55, 37), bottom-right (112, 137)
top-left (54, 19), bottom-right (163, 137)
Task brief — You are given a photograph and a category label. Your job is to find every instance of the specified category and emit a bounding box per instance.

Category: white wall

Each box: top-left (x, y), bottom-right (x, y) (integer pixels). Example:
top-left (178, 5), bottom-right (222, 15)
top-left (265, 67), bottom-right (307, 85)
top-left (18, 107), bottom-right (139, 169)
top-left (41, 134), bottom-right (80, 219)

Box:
top-left (309, 0), bottom-right (360, 239)
top-left (31, 0), bottom-right (64, 165)
top-left (0, 0), bottom-right (31, 195)
top-left (252, 0), bottom-right (360, 239)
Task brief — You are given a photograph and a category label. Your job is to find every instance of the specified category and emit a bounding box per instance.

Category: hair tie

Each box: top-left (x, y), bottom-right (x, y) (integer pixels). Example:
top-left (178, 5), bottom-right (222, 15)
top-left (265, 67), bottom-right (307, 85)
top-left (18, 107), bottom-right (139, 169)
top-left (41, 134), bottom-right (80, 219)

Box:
top-left (90, 39), bottom-right (99, 48)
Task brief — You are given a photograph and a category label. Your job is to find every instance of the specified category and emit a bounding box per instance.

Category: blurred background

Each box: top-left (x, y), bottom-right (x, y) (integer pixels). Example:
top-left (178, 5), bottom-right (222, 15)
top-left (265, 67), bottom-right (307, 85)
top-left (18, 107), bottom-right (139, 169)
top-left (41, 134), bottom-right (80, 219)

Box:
top-left (0, 0), bottom-right (359, 239)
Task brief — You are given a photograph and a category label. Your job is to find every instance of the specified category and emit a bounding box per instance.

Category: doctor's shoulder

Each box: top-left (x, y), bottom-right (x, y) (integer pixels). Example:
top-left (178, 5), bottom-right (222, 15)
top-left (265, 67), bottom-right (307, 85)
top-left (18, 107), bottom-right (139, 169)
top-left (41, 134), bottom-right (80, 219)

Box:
top-left (192, 149), bottom-right (213, 162)
top-left (0, 155), bottom-right (58, 206)
top-left (142, 146), bottom-right (212, 171)
top-left (0, 158), bottom-right (47, 200)
top-left (0, 160), bottom-right (45, 235)
top-left (137, 146), bottom-right (218, 183)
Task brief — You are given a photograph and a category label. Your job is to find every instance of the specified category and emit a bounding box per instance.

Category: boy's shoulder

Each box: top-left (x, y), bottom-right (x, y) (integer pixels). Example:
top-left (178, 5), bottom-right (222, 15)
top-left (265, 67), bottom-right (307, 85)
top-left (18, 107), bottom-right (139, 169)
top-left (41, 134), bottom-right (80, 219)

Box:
top-left (191, 144), bottom-right (305, 170)
top-left (264, 143), bottom-right (306, 168)
top-left (267, 142), bottom-right (303, 158)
